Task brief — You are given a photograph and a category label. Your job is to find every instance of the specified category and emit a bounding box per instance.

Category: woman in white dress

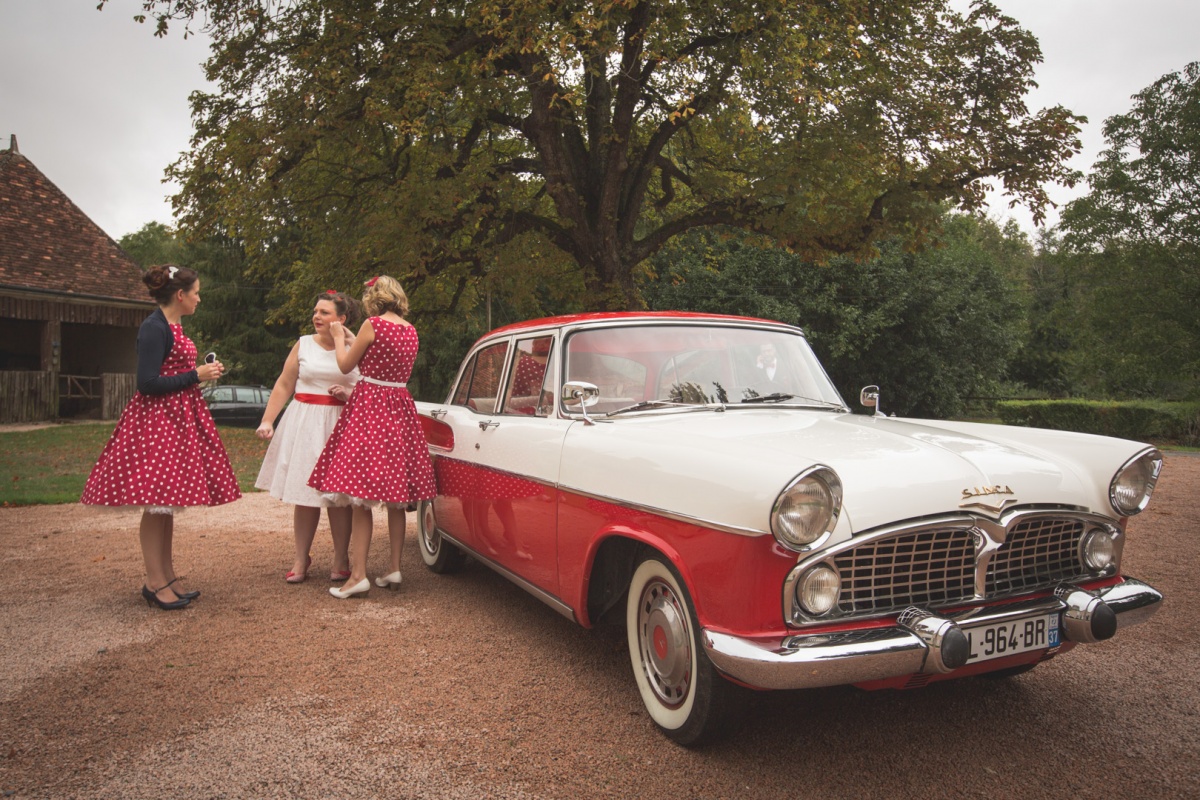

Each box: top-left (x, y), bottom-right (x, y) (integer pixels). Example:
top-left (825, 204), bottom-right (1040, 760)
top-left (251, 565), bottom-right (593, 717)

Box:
top-left (255, 291), bottom-right (361, 582)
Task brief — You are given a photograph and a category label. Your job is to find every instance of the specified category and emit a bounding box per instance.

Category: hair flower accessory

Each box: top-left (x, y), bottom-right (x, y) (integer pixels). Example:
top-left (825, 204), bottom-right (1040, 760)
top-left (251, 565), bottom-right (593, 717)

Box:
top-left (325, 289), bottom-right (338, 295)
top-left (365, 276), bottom-right (379, 287)
top-left (167, 266), bottom-right (179, 280)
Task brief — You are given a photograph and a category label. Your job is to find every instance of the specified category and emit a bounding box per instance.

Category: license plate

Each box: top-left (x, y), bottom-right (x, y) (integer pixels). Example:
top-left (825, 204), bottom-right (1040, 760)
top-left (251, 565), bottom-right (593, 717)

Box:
top-left (963, 614), bottom-right (1059, 663)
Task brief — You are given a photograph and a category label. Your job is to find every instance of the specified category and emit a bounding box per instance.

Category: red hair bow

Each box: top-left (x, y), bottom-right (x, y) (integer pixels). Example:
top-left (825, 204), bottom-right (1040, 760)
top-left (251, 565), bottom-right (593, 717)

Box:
top-left (324, 289), bottom-right (338, 295)
top-left (365, 276), bottom-right (379, 287)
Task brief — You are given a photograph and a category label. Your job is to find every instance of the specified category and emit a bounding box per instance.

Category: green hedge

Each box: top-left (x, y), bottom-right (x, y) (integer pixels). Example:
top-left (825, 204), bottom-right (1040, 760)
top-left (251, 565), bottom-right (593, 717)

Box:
top-left (996, 399), bottom-right (1200, 444)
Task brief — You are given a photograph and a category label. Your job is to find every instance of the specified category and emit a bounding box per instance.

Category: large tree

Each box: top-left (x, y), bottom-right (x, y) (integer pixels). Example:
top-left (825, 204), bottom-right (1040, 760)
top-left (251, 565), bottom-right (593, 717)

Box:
top-left (108, 0), bottom-right (1081, 312)
top-left (1059, 61), bottom-right (1200, 398)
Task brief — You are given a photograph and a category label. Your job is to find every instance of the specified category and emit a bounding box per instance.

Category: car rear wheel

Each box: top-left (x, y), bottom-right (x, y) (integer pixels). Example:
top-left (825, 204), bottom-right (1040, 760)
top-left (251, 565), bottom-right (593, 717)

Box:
top-left (625, 555), bottom-right (734, 746)
top-left (417, 499), bottom-right (466, 574)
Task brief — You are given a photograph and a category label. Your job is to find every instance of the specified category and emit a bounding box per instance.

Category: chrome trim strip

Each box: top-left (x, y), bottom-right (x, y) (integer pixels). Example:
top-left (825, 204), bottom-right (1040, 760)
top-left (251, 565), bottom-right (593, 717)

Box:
top-left (436, 528), bottom-right (576, 622)
top-left (706, 577), bottom-right (1162, 690)
top-left (560, 485), bottom-right (769, 538)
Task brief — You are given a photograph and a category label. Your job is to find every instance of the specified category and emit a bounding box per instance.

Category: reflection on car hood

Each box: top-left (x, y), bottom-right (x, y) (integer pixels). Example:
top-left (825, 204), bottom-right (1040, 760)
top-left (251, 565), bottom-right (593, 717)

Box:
top-left (557, 410), bottom-right (1147, 537)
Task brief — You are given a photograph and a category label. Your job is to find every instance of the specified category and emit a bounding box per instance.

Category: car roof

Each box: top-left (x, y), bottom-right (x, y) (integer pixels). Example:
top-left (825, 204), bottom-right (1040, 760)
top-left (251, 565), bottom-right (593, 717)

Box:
top-left (483, 311), bottom-right (789, 341)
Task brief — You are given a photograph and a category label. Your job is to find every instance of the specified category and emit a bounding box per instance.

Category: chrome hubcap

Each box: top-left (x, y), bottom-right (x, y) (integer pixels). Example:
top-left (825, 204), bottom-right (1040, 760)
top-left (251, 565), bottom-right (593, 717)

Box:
top-left (420, 502), bottom-right (440, 554)
top-left (637, 578), bottom-right (692, 708)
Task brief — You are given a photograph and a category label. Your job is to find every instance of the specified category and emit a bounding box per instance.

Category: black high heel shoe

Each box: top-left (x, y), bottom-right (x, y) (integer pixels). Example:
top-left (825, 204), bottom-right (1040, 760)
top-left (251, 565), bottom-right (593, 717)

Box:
top-left (164, 577), bottom-right (200, 601)
top-left (141, 584), bottom-right (191, 610)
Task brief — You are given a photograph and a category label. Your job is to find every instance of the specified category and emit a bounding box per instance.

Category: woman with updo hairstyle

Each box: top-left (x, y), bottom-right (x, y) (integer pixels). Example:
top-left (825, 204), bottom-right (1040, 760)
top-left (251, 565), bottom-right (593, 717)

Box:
top-left (255, 290), bottom-right (362, 584)
top-left (308, 276), bottom-right (437, 599)
top-left (82, 263), bottom-right (241, 610)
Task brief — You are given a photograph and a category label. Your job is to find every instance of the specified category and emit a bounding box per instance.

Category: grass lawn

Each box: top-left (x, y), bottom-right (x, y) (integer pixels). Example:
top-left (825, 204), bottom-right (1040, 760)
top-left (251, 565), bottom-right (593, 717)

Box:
top-left (0, 423), bottom-right (269, 506)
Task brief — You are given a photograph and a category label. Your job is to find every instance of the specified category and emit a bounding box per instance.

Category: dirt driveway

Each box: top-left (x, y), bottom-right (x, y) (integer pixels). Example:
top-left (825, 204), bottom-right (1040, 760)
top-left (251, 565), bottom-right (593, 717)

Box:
top-left (1, 456), bottom-right (1197, 799)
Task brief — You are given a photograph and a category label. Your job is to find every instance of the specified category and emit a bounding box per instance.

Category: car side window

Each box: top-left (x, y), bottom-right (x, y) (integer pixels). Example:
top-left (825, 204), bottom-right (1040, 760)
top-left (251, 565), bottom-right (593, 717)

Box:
top-left (502, 337), bottom-right (554, 416)
top-left (208, 386), bottom-right (234, 402)
top-left (453, 341), bottom-right (509, 414)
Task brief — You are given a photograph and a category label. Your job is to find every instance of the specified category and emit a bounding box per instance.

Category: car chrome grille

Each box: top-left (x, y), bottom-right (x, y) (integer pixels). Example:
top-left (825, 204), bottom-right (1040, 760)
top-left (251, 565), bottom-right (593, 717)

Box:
top-left (826, 514), bottom-right (1092, 618)
top-left (833, 528), bottom-right (977, 614)
top-left (986, 517), bottom-right (1085, 594)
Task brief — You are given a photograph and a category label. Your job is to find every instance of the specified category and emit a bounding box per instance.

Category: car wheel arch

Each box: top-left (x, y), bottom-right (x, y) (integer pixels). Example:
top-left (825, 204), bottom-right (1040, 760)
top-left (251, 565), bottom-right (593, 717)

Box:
top-left (582, 528), bottom-right (700, 628)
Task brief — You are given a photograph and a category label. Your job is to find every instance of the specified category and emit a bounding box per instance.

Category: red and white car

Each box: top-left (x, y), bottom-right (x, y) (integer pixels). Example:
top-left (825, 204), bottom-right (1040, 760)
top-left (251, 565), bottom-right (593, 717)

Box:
top-left (415, 312), bottom-right (1164, 745)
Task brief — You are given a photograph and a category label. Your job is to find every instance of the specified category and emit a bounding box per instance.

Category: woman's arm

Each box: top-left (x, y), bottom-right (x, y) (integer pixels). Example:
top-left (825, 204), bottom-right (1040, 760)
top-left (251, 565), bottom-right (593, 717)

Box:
top-left (255, 341), bottom-right (301, 439)
top-left (331, 318), bottom-right (374, 374)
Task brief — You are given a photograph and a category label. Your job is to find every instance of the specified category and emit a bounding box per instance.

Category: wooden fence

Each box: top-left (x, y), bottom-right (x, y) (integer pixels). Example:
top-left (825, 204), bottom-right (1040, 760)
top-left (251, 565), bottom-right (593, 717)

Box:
top-left (0, 371), bottom-right (136, 423)
top-left (102, 373), bottom-right (137, 420)
top-left (0, 371), bottom-right (56, 423)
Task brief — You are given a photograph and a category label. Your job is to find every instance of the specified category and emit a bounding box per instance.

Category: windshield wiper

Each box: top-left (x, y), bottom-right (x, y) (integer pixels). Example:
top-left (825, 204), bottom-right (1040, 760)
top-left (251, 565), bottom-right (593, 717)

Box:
top-left (740, 393), bottom-right (795, 404)
top-left (605, 399), bottom-right (719, 417)
top-left (740, 393), bottom-right (844, 409)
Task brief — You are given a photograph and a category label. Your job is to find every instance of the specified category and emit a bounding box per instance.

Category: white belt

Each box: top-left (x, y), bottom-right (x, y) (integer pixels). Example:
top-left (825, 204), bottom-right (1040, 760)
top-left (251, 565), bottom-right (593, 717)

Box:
top-left (361, 376), bottom-right (407, 388)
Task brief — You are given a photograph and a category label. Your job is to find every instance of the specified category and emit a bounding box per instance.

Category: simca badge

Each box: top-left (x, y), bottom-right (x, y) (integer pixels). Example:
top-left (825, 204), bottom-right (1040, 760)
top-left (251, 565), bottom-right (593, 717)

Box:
top-left (959, 484), bottom-right (1017, 512)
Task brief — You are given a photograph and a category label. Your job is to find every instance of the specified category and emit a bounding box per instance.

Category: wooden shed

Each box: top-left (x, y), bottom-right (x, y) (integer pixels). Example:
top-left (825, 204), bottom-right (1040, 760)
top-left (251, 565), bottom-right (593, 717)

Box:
top-left (0, 135), bottom-right (153, 423)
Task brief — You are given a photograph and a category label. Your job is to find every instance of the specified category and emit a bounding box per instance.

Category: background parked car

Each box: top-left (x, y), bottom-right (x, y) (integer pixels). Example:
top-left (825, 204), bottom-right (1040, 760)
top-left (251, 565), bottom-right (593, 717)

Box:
top-left (202, 384), bottom-right (273, 427)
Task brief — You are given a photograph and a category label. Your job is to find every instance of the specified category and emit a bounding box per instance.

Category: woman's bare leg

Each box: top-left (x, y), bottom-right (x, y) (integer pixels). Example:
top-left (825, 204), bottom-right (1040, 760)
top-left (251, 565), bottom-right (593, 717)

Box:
top-left (292, 505), bottom-right (320, 576)
top-left (327, 505), bottom-right (352, 575)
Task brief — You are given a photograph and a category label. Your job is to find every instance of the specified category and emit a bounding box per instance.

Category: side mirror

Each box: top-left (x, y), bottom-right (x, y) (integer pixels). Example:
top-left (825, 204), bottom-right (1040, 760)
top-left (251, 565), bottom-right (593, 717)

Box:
top-left (561, 381), bottom-right (600, 408)
top-left (860, 385), bottom-right (884, 417)
top-left (562, 381), bottom-right (600, 425)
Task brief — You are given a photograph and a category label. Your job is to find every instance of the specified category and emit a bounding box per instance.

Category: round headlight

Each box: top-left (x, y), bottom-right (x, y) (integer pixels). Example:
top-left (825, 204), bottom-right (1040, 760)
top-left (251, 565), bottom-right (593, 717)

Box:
top-left (797, 564), bottom-right (841, 616)
top-left (772, 466), bottom-right (843, 551)
top-left (1110, 449), bottom-right (1163, 516)
top-left (1081, 528), bottom-right (1116, 571)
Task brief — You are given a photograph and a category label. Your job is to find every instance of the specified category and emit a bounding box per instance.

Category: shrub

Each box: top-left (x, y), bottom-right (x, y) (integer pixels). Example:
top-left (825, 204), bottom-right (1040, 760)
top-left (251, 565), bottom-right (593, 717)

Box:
top-left (996, 399), bottom-right (1200, 444)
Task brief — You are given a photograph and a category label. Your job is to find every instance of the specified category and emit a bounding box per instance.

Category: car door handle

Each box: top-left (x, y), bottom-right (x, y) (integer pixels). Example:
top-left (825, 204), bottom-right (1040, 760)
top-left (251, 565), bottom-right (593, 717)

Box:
top-left (478, 420), bottom-right (500, 431)
top-left (429, 408), bottom-right (447, 419)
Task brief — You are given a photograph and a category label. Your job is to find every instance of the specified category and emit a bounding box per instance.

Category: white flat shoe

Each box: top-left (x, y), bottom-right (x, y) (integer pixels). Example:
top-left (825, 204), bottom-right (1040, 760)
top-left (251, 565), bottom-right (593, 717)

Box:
top-left (329, 578), bottom-right (370, 599)
top-left (374, 571), bottom-right (402, 590)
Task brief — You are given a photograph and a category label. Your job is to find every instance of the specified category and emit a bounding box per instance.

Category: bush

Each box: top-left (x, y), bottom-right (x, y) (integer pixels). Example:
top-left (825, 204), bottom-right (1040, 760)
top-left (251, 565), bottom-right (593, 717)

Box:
top-left (996, 399), bottom-right (1200, 444)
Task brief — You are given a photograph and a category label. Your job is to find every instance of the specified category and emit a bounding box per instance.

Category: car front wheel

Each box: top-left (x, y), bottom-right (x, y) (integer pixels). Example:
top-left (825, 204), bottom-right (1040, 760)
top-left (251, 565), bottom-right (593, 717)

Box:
top-left (417, 499), bottom-right (466, 574)
top-left (625, 555), bottom-right (734, 746)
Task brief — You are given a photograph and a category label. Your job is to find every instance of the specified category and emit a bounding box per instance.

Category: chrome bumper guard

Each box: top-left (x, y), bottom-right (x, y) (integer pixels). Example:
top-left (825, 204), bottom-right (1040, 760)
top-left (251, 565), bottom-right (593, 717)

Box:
top-left (703, 577), bottom-right (1163, 691)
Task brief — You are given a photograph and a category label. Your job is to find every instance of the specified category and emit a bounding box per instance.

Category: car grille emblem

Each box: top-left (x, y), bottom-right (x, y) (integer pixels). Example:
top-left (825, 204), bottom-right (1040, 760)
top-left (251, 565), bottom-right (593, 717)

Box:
top-left (959, 484), bottom-right (1017, 513)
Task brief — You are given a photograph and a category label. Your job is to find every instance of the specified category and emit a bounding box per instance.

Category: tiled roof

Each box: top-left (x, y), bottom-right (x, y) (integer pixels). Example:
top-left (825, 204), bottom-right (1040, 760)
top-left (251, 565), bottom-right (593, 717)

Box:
top-left (0, 142), bottom-right (150, 304)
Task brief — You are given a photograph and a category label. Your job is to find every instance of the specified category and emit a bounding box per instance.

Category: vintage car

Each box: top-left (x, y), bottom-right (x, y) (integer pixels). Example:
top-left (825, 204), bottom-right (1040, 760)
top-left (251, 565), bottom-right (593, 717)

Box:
top-left (413, 312), bottom-right (1164, 745)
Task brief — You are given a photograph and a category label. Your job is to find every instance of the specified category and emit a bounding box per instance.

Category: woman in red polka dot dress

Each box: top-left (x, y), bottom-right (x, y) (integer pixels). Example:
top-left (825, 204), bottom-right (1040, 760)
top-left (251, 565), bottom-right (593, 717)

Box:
top-left (308, 276), bottom-right (436, 598)
top-left (82, 264), bottom-right (241, 610)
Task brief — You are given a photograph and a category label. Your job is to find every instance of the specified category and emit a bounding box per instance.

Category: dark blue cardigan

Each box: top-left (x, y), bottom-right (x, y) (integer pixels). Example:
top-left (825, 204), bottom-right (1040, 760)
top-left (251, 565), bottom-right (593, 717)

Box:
top-left (136, 308), bottom-right (200, 395)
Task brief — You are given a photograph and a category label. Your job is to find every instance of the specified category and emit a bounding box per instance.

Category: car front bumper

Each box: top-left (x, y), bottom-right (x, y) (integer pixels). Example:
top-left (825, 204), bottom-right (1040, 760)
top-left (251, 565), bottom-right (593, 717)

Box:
top-left (703, 577), bottom-right (1162, 691)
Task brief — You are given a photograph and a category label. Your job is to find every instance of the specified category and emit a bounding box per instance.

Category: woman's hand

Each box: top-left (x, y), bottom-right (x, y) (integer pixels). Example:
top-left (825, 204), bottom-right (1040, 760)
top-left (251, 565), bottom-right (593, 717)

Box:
top-left (329, 320), bottom-right (345, 340)
top-left (197, 359), bottom-right (224, 382)
top-left (256, 421), bottom-right (274, 440)
top-left (329, 385), bottom-right (350, 402)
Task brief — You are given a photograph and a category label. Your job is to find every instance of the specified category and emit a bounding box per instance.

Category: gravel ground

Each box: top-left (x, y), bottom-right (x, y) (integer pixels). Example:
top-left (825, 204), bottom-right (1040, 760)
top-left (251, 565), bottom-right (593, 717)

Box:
top-left (0, 455), bottom-right (1197, 799)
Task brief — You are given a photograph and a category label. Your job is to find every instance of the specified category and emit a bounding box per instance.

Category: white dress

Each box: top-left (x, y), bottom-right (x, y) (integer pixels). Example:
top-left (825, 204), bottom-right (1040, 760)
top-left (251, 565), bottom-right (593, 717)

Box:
top-left (255, 335), bottom-right (359, 506)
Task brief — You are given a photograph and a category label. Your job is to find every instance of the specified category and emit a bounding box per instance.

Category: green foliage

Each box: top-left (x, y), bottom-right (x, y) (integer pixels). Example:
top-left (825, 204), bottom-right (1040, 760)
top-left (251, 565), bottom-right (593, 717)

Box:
top-left (1056, 61), bottom-right (1200, 399)
top-left (115, 0), bottom-right (1081, 313)
top-left (120, 224), bottom-right (296, 386)
top-left (641, 213), bottom-right (1027, 418)
top-left (997, 399), bottom-right (1200, 445)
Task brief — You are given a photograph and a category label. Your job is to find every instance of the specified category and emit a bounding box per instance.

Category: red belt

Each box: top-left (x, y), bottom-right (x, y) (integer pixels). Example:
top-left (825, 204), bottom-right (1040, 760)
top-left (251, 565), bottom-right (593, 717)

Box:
top-left (294, 393), bottom-right (345, 406)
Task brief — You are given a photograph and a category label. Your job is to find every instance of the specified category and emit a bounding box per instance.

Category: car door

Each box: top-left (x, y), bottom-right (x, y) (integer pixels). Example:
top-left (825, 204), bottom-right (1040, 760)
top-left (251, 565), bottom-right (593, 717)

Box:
top-left (429, 335), bottom-right (569, 597)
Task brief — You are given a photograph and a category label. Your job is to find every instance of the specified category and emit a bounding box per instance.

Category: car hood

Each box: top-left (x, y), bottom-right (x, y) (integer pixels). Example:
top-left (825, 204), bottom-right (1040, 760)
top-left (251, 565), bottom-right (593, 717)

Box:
top-left (557, 410), bottom-right (1144, 537)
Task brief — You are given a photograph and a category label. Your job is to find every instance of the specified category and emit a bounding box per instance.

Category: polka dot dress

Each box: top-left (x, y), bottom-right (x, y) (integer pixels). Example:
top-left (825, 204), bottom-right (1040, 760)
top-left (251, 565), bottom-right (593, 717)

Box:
top-left (81, 323), bottom-right (242, 509)
top-left (307, 318), bottom-right (437, 506)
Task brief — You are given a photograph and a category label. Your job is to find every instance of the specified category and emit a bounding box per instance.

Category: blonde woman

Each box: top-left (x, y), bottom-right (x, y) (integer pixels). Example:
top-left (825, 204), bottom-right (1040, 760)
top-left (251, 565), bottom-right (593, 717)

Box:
top-left (307, 276), bottom-right (437, 598)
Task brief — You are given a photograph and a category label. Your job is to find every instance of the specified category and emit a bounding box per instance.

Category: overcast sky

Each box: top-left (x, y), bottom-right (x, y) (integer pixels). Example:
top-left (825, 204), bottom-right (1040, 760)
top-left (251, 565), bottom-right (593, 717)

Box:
top-left (2, 0), bottom-right (1198, 241)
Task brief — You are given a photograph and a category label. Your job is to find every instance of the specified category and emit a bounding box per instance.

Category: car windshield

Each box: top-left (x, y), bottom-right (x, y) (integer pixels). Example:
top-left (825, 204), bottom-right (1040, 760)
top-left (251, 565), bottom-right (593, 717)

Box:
top-left (564, 324), bottom-right (846, 414)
